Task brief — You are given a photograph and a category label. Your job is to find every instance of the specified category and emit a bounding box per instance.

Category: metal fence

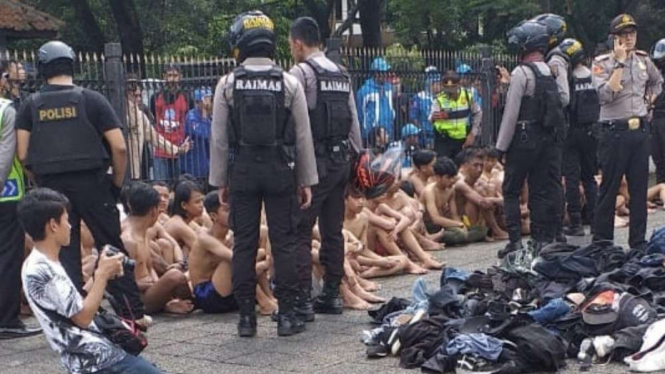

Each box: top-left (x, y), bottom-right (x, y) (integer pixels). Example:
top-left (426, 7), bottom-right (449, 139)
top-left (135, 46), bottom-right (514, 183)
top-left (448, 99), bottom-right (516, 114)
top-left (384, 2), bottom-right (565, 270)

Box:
top-left (4, 44), bottom-right (519, 186)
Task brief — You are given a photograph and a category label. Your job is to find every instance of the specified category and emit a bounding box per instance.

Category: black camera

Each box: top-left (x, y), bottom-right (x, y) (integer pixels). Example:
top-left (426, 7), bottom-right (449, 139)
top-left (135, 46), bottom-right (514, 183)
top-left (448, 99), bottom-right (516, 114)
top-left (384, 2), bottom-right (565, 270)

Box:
top-left (104, 245), bottom-right (136, 271)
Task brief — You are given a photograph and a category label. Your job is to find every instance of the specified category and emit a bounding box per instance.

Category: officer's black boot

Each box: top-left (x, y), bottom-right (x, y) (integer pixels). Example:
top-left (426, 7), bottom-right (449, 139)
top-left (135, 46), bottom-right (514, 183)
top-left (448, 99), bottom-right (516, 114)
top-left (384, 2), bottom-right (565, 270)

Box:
top-left (237, 299), bottom-right (257, 338)
top-left (313, 278), bottom-right (343, 315)
top-left (498, 241), bottom-right (523, 259)
top-left (294, 287), bottom-right (315, 322)
top-left (277, 298), bottom-right (306, 337)
top-left (564, 213), bottom-right (585, 237)
top-left (555, 227), bottom-right (567, 243)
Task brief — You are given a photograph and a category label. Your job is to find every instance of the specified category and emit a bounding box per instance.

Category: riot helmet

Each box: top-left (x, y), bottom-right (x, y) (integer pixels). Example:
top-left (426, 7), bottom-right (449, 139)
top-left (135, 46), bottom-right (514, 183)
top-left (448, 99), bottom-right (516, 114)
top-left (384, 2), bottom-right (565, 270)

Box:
top-left (229, 11), bottom-right (275, 62)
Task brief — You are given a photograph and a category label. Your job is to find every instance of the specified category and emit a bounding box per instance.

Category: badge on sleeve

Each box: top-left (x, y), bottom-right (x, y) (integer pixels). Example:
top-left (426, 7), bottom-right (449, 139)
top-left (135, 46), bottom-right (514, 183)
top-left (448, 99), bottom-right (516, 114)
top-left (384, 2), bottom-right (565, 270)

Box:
top-left (593, 64), bottom-right (604, 75)
top-left (638, 61), bottom-right (646, 70)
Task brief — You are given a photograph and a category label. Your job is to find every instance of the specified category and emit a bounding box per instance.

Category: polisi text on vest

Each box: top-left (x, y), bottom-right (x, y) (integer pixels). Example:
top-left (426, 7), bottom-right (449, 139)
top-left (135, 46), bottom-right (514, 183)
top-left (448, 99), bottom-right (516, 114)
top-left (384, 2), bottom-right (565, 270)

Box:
top-left (38, 106), bottom-right (78, 122)
top-left (235, 79), bottom-right (282, 92)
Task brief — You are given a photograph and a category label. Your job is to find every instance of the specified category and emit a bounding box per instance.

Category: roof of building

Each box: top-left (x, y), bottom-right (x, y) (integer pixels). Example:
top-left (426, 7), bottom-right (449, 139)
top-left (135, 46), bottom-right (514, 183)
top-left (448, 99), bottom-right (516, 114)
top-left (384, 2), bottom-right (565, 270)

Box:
top-left (0, 0), bottom-right (64, 38)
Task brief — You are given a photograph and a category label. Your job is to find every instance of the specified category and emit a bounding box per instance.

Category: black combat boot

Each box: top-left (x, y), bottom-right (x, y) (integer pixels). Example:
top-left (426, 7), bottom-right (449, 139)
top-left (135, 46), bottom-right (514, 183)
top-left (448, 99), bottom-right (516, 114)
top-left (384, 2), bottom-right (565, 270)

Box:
top-left (277, 299), bottom-right (306, 336)
top-left (564, 213), bottom-right (585, 237)
top-left (498, 241), bottom-right (523, 259)
top-left (237, 299), bottom-right (257, 338)
top-left (294, 288), bottom-right (315, 322)
top-left (313, 278), bottom-right (343, 315)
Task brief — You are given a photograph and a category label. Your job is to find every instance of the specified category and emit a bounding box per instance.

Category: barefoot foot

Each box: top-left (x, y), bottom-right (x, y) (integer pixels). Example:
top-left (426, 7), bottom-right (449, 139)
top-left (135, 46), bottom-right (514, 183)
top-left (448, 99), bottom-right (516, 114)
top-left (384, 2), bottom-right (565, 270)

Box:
top-left (164, 299), bottom-right (194, 315)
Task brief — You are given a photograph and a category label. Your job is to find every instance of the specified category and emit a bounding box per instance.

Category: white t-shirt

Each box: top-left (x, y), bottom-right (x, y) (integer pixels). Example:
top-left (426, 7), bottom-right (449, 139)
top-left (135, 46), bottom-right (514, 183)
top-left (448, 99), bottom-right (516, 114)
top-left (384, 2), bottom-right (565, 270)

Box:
top-left (22, 249), bottom-right (126, 374)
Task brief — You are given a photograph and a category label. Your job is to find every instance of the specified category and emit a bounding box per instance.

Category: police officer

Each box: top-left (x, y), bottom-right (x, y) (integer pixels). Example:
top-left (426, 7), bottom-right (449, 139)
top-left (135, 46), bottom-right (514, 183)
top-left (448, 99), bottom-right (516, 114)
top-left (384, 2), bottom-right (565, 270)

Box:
top-left (15, 41), bottom-right (146, 322)
top-left (209, 11), bottom-right (318, 337)
top-left (288, 17), bottom-right (362, 319)
top-left (495, 20), bottom-right (566, 258)
top-left (592, 14), bottom-right (663, 249)
top-left (430, 70), bottom-right (482, 159)
top-left (650, 39), bottom-right (665, 184)
top-left (0, 64), bottom-right (40, 339)
top-left (558, 38), bottom-right (600, 236)
top-left (533, 13), bottom-right (569, 243)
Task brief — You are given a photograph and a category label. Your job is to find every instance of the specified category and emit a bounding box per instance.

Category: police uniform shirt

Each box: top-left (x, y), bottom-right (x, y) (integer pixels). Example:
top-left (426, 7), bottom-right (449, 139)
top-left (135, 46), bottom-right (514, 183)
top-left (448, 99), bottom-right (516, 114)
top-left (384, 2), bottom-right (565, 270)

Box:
top-left (428, 89), bottom-right (483, 134)
top-left (496, 61), bottom-right (553, 152)
top-left (0, 105), bottom-right (16, 184)
top-left (548, 53), bottom-right (571, 107)
top-left (289, 51), bottom-right (363, 153)
top-left (209, 57), bottom-right (318, 188)
top-left (592, 51), bottom-right (663, 121)
top-left (573, 64), bottom-right (592, 81)
top-left (16, 85), bottom-right (123, 142)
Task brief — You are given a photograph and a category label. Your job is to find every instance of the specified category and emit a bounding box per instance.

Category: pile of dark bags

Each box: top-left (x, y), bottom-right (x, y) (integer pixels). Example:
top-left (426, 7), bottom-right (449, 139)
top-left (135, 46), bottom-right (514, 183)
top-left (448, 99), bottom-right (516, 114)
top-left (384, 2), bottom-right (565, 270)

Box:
top-left (362, 230), bottom-right (665, 374)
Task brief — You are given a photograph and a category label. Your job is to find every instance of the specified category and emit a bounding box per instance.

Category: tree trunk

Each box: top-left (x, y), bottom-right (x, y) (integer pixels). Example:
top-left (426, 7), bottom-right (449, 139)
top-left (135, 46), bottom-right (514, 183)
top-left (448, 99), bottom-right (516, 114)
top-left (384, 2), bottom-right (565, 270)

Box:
top-left (70, 0), bottom-right (106, 53)
top-left (107, 0), bottom-right (144, 57)
top-left (358, 0), bottom-right (382, 47)
top-left (302, 0), bottom-right (337, 41)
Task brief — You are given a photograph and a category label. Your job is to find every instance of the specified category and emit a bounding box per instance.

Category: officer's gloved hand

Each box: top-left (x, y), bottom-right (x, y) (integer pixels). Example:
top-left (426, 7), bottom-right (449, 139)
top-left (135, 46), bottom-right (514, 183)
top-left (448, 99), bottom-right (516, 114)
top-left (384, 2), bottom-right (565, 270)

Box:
top-left (495, 148), bottom-right (506, 165)
top-left (110, 183), bottom-right (122, 202)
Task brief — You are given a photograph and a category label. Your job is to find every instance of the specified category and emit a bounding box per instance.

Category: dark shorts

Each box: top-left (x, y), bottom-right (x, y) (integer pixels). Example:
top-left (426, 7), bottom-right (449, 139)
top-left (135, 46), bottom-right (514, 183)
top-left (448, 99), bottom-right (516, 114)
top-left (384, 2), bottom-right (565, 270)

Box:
top-left (193, 281), bottom-right (238, 314)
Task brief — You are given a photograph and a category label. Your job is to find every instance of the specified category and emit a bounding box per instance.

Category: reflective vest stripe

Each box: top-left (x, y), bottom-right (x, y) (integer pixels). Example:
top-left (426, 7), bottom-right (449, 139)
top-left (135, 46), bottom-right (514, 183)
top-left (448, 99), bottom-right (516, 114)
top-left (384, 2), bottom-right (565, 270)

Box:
top-left (0, 100), bottom-right (25, 202)
top-left (433, 89), bottom-right (471, 140)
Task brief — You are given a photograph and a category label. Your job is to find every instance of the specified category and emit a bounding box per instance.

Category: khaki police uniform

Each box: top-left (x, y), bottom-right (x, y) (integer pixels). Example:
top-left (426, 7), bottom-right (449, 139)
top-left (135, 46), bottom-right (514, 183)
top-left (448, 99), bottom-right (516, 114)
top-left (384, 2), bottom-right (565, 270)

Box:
top-left (209, 57), bottom-right (318, 312)
top-left (592, 50), bottom-right (663, 248)
top-left (289, 51), bottom-right (362, 301)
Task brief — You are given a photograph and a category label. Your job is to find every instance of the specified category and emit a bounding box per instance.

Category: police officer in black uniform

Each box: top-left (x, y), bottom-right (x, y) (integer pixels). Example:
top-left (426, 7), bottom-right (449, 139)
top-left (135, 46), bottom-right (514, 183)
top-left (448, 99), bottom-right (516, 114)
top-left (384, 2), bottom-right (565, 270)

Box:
top-left (495, 20), bottom-right (566, 258)
top-left (15, 41), bottom-right (146, 322)
top-left (650, 39), bottom-right (665, 184)
top-left (209, 11), bottom-right (318, 337)
top-left (288, 17), bottom-right (363, 319)
top-left (557, 38), bottom-right (600, 236)
top-left (592, 15), bottom-right (663, 249)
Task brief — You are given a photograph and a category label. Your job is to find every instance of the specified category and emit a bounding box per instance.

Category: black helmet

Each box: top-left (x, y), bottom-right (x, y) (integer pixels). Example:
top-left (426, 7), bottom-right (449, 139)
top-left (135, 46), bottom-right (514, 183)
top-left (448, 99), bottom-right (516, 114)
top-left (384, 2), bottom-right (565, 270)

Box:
top-left (229, 11), bottom-right (275, 62)
top-left (532, 13), bottom-right (567, 49)
top-left (38, 41), bottom-right (75, 66)
top-left (651, 39), bottom-right (665, 69)
top-left (558, 38), bottom-right (586, 66)
top-left (507, 20), bottom-right (550, 55)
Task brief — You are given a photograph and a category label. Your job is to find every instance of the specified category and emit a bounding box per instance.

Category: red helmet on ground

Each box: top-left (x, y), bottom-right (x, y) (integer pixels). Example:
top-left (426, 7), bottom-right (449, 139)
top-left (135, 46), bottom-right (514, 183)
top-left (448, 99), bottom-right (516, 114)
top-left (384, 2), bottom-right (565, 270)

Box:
top-left (351, 147), bottom-right (403, 199)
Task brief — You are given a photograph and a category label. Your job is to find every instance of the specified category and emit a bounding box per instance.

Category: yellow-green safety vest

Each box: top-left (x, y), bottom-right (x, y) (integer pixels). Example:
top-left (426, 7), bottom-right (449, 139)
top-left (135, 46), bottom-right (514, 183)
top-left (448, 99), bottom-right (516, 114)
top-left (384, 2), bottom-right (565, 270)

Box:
top-left (433, 88), bottom-right (471, 140)
top-left (0, 99), bottom-right (24, 202)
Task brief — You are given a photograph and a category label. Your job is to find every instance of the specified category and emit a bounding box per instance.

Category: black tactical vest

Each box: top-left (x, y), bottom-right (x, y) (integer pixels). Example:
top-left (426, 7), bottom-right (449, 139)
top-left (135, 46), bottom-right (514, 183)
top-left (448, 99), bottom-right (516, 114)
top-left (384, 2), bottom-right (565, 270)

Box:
top-left (229, 66), bottom-right (292, 147)
top-left (570, 74), bottom-right (600, 125)
top-left (518, 62), bottom-right (566, 133)
top-left (303, 59), bottom-right (352, 149)
top-left (27, 87), bottom-right (108, 175)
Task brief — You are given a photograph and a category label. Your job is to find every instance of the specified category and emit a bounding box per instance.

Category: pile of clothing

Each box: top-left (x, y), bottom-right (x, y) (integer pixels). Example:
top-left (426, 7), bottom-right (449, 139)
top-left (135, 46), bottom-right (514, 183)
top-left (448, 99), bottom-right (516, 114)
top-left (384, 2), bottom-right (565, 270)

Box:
top-left (362, 231), bottom-right (665, 374)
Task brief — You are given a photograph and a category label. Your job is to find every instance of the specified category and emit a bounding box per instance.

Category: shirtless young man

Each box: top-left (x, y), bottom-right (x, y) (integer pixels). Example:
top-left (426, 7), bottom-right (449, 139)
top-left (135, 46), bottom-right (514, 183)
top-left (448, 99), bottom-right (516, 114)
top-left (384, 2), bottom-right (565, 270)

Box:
top-left (152, 182), bottom-right (171, 226)
top-left (453, 148), bottom-right (507, 241)
top-left (422, 157), bottom-right (481, 246)
top-left (164, 180), bottom-right (205, 258)
top-left (190, 192), bottom-right (277, 315)
top-left (344, 191), bottom-right (408, 279)
top-left (122, 183), bottom-right (193, 315)
top-left (408, 150), bottom-right (437, 197)
top-left (477, 148), bottom-right (504, 200)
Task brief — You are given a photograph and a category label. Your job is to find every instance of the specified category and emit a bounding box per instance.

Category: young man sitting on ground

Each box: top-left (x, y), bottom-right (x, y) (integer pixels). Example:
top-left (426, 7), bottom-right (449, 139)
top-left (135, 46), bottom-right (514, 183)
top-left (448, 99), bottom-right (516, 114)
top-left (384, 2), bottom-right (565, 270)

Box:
top-left (152, 182), bottom-right (171, 225)
top-left (19, 188), bottom-right (164, 374)
top-left (122, 183), bottom-right (193, 315)
top-left (422, 157), bottom-right (485, 246)
top-left (454, 148), bottom-right (507, 241)
top-left (408, 149), bottom-right (437, 197)
top-left (190, 192), bottom-right (277, 315)
top-left (164, 180), bottom-right (205, 258)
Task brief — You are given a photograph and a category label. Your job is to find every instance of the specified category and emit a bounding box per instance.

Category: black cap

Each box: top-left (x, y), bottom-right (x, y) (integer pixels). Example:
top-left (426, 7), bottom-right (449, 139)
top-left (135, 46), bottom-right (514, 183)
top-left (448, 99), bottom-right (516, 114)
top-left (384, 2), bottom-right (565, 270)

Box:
top-left (610, 14), bottom-right (637, 34)
top-left (583, 303), bottom-right (618, 325)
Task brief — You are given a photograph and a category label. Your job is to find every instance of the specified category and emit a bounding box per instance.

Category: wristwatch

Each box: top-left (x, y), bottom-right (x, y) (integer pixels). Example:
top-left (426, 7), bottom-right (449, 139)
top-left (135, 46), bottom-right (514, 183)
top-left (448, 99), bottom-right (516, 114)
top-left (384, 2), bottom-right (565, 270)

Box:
top-left (614, 61), bottom-right (626, 70)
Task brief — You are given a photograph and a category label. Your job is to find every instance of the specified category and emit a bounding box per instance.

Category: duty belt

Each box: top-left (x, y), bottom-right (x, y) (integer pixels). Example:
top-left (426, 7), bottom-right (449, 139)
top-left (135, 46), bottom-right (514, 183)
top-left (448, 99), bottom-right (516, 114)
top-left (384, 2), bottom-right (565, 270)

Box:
top-left (600, 117), bottom-right (646, 131)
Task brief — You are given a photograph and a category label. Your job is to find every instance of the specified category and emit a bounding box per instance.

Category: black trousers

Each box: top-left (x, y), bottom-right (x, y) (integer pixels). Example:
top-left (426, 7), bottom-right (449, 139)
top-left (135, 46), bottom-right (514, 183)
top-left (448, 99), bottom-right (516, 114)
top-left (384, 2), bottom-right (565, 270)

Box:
top-left (36, 170), bottom-right (145, 319)
top-left (229, 151), bottom-right (299, 309)
top-left (296, 159), bottom-right (349, 291)
top-left (563, 125), bottom-right (598, 226)
top-left (651, 116), bottom-right (665, 184)
top-left (593, 127), bottom-right (650, 249)
top-left (434, 133), bottom-right (464, 160)
top-left (503, 132), bottom-right (561, 244)
top-left (0, 201), bottom-right (24, 327)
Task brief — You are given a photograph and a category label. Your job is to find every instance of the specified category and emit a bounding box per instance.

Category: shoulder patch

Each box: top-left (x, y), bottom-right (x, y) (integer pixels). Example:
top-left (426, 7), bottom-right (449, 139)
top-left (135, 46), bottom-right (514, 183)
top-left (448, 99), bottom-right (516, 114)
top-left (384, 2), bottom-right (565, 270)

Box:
top-left (594, 54), bottom-right (611, 62)
top-left (592, 64), bottom-right (605, 76)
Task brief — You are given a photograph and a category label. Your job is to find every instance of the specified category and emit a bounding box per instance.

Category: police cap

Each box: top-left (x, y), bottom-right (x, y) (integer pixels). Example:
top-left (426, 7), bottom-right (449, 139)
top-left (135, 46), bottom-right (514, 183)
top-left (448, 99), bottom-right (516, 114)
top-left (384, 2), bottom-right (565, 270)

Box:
top-left (38, 41), bottom-right (75, 66)
top-left (507, 20), bottom-right (550, 54)
top-left (229, 11), bottom-right (275, 62)
top-left (441, 70), bottom-right (460, 87)
top-left (610, 14), bottom-right (637, 34)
